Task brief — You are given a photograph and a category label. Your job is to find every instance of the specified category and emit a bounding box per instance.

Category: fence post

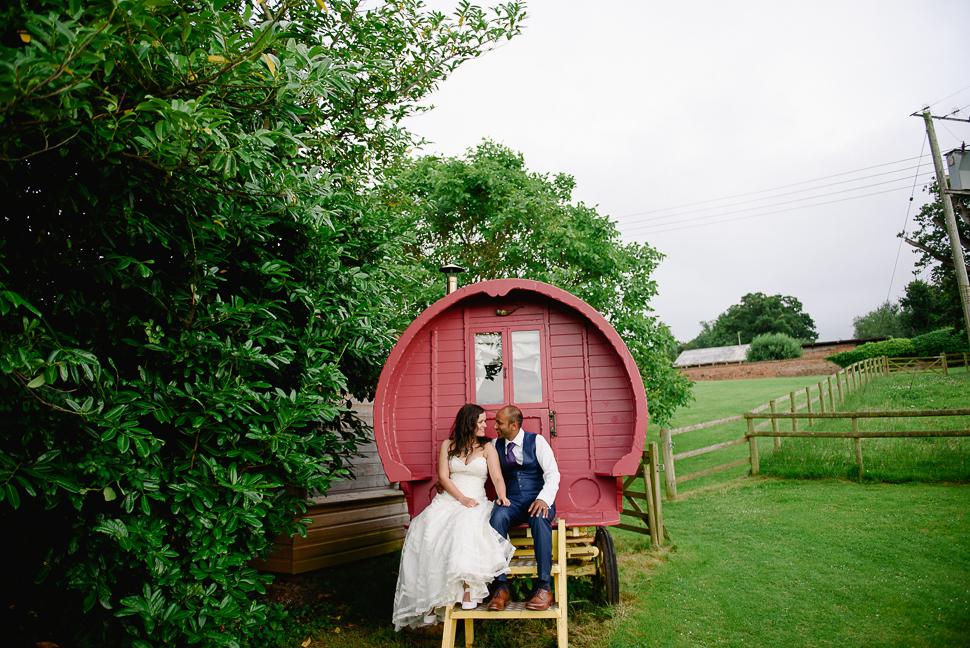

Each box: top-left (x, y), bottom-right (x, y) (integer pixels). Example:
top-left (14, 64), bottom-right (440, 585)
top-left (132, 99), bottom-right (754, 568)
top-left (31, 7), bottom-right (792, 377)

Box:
top-left (790, 391), bottom-right (798, 432)
top-left (659, 428), bottom-right (677, 501)
top-left (849, 364), bottom-right (856, 391)
top-left (836, 370), bottom-right (845, 403)
top-left (942, 354), bottom-right (948, 376)
top-left (805, 386), bottom-right (813, 426)
top-left (883, 355), bottom-right (889, 377)
top-left (827, 375), bottom-right (835, 411)
top-left (747, 415), bottom-right (759, 475)
top-left (770, 399), bottom-right (781, 450)
top-left (852, 417), bottom-right (863, 480)
top-left (649, 442), bottom-right (664, 547)
top-left (817, 381), bottom-right (826, 414)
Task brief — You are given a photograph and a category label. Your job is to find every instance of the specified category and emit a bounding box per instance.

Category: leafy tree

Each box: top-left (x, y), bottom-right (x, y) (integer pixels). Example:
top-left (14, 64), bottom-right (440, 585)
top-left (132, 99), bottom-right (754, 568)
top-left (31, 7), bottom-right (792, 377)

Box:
top-left (684, 292), bottom-right (817, 349)
top-left (380, 140), bottom-right (693, 425)
top-left (746, 333), bottom-right (803, 362)
top-left (681, 320), bottom-right (719, 351)
top-left (902, 182), bottom-right (970, 288)
top-left (900, 182), bottom-right (969, 331)
top-left (852, 300), bottom-right (905, 339)
top-left (0, 1), bottom-right (522, 646)
top-left (899, 279), bottom-right (945, 336)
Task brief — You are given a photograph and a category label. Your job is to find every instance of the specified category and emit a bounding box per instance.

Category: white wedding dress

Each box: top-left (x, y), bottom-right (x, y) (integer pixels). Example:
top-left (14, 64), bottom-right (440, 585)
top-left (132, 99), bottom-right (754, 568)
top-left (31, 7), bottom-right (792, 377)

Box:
top-left (392, 455), bottom-right (515, 631)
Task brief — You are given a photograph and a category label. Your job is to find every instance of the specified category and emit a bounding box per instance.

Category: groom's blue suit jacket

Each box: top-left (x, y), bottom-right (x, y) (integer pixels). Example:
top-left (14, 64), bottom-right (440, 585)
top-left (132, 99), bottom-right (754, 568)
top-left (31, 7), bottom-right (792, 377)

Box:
top-left (496, 432), bottom-right (545, 504)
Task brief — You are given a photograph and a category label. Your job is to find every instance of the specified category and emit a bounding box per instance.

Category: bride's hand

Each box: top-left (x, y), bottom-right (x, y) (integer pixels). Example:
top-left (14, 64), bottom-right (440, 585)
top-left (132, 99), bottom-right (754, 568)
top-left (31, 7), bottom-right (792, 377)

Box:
top-left (459, 496), bottom-right (479, 508)
top-left (496, 497), bottom-right (510, 507)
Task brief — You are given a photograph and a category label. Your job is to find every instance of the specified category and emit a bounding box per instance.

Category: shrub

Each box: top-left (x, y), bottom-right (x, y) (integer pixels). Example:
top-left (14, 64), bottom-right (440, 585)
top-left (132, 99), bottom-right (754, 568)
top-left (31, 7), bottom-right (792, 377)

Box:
top-left (0, 2), bottom-right (523, 647)
top-left (826, 338), bottom-right (916, 367)
top-left (746, 333), bottom-right (804, 362)
top-left (910, 327), bottom-right (970, 357)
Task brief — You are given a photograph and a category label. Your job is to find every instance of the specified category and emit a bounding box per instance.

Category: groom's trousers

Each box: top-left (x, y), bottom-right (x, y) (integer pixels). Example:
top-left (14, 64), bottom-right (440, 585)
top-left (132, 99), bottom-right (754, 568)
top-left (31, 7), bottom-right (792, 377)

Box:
top-left (490, 500), bottom-right (557, 586)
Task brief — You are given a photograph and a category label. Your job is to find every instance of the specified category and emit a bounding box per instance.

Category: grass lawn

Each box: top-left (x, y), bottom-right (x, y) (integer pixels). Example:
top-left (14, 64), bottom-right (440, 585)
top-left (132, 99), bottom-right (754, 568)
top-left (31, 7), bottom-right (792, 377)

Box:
top-left (659, 368), bottom-right (970, 496)
top-left (760, 370), bottom-right (970, 483)
top-left (611, 479), bottom-right (970, 648)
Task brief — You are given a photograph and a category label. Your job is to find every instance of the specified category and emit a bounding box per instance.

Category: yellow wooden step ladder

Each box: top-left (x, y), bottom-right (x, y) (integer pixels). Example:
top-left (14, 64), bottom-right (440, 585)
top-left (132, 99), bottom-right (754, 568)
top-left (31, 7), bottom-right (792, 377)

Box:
top-left (440, 517), bottom-right (568, 648)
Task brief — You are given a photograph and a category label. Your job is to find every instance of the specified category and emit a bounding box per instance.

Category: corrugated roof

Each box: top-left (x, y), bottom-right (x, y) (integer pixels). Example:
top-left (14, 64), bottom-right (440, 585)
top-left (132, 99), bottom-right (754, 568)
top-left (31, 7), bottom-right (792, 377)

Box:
top-left (674, 344), bottom-right (750, 367)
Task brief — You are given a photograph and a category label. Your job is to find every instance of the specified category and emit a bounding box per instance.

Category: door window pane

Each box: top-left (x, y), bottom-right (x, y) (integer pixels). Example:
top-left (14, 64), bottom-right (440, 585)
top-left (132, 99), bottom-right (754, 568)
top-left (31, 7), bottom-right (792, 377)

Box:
top-left (475, 332), bottom-right (504, 404)
top-left (511, 330), bottom-right (542, 403)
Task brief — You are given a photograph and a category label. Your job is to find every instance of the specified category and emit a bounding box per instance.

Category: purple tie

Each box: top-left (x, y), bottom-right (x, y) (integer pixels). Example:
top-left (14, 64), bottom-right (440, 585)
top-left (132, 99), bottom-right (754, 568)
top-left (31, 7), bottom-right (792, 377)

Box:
top-left (506, 441), bottom-right (516, 465)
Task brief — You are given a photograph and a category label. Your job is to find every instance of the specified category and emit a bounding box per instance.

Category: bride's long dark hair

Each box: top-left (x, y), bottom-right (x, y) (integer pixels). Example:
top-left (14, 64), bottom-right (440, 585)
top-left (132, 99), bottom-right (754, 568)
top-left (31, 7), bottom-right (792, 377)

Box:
top-left (448, 403), bottom-right (488, 459)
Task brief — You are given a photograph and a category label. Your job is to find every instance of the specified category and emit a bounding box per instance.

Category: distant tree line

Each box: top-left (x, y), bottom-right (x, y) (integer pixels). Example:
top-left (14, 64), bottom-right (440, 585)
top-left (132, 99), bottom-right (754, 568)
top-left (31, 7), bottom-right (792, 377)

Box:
top-left (680, 292), bottom-right (817, 352)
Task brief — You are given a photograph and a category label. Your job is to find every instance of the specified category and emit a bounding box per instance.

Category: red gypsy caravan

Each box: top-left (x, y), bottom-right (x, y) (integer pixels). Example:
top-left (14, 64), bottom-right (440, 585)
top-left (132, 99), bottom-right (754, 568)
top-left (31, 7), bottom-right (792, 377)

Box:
top-left (373, 278), bottom-right (649, 602)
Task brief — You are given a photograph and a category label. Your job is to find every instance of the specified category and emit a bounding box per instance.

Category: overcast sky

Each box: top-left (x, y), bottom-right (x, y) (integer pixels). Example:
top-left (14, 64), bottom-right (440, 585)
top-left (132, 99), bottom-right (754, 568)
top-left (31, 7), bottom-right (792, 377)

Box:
top-left (402, 0), bottom-right (970, 343)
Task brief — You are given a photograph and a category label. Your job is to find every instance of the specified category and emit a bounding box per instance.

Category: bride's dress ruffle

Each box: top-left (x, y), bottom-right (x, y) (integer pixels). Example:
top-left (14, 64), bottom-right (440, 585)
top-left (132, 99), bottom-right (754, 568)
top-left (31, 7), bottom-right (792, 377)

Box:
top-left (392, 456), bottom-right (514, 631)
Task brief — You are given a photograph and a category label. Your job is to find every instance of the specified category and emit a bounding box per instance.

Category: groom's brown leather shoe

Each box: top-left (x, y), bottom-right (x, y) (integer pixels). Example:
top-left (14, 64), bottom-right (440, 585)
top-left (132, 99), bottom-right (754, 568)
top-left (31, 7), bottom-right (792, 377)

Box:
top-left (487, 588), bottom-right (510, 611)
top-left (525, 588), bottom-right (552, 611)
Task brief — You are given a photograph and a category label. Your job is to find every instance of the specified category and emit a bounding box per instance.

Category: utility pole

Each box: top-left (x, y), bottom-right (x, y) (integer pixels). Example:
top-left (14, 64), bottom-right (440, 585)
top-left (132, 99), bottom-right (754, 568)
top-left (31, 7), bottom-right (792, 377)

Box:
top-left (921, 108), bottom-right (970, 348)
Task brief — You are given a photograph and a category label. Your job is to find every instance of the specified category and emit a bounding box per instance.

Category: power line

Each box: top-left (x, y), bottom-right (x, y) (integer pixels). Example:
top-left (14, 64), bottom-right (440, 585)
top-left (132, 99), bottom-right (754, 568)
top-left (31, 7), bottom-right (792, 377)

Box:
top-left (620, 186), bottom-right (915, 237)
top-left (886, 135), bottom-right (928, 306)
top-left (620, 170), bottom-right (936, 234)
top-left (619, 164), bottom-right (930, 226)
top-left (614, 154), bottom-right (932, 220)
top-left (927, 82), bottom-right (970, 110)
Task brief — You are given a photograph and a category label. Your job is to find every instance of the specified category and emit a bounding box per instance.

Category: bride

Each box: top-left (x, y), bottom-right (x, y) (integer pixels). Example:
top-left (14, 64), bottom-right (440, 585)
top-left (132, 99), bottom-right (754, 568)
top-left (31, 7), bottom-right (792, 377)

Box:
top-left (392, 404), bottom-right (514, 631)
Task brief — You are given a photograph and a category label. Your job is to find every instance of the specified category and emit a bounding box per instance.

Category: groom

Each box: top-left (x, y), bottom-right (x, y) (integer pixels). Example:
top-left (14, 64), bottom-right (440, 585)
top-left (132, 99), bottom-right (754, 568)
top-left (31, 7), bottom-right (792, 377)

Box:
top-left (487, 405), bottom-right (561, 612)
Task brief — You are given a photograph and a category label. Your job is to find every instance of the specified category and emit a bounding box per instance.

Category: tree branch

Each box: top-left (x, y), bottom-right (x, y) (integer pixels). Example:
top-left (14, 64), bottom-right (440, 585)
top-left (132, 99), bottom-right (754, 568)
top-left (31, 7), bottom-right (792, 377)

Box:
top-left (903, 236), bottom-right (970, 275)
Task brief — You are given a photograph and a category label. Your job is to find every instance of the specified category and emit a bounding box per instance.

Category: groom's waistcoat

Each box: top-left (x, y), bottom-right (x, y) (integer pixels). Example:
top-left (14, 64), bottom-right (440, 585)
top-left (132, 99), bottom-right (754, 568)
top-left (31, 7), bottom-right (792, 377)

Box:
top-left (498, 433), bottom-right (544, 502)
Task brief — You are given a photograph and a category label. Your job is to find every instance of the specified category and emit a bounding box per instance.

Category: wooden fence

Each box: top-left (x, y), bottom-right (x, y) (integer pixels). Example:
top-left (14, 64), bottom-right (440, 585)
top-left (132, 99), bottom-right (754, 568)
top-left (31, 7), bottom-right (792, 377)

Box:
top-left (743, 409), bottom-right (970, 479)
top-left (656, 356), bottom-right (885, 499)
top-left (886, 352), bottom-right (969, 375)
top-left (637, 353), bottom-right (968, 502)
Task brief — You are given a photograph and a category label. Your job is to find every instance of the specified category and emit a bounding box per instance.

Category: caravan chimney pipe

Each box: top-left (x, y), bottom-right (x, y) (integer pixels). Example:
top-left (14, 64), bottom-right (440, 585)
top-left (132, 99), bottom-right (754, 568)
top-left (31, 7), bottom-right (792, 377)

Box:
top-left (439, 264), bottom-right (466, 295)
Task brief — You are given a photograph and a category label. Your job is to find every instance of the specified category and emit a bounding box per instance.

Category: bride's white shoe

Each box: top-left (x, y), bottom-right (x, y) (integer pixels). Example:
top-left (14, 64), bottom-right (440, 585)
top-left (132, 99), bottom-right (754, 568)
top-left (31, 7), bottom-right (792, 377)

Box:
top-left (461, 587), bottom-right (477, 610)
top-left (423, 612), bottom-right (437, 624)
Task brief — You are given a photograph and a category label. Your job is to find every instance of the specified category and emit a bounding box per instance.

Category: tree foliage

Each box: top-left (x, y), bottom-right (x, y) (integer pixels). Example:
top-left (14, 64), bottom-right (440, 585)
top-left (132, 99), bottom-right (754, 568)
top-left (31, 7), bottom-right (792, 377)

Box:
top-left (899, 279), bottom-right (947, 336)
top-left (899, 181), bottom-right (969, 332)
top-left (850, 279), bottom-right (966, 342)
top-left (380, 140), bottom-right (693, 425)
top-left (684, 292), bottom-right (817, 349)
top-left (852, 300), bottom-right (905, 339)
top-left (902, 181), bottom-right (970, 288)
top-left (0, 0), bottom-right (522, 645)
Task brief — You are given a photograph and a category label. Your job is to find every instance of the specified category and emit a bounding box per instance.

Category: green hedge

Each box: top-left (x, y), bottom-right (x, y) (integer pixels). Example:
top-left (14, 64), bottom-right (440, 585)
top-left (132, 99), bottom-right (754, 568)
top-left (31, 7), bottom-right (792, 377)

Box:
top-left (910, 327), bottom-right (970, 356)
top-left (826, 338), bottom-right (915, 367)
top-left (746, 333), bottom-right (804, 362)
top-left (826, 329), bottom-right (968, 368)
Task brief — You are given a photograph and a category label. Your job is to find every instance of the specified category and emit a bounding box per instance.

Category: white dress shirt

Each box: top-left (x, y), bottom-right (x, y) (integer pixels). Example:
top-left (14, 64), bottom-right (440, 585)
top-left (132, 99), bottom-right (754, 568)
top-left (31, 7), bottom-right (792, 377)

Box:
top-left (493, 429), bottom-right (560, 506)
